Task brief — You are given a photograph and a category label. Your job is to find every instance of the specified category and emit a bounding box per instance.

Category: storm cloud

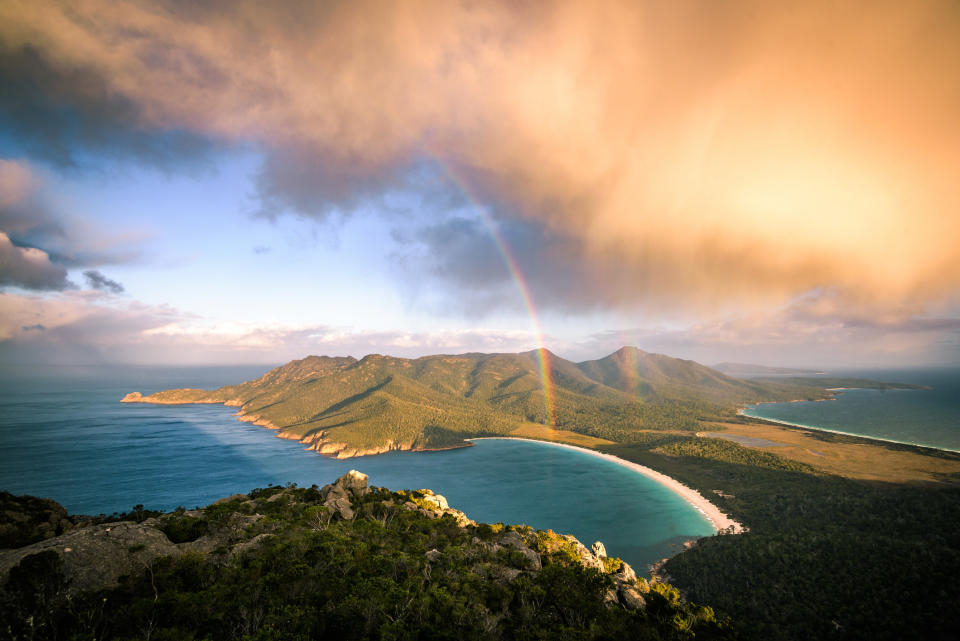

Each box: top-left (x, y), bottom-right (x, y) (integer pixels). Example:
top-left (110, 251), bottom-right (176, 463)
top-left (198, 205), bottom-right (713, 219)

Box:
top-left (2, 0), bottom-right (960, 317)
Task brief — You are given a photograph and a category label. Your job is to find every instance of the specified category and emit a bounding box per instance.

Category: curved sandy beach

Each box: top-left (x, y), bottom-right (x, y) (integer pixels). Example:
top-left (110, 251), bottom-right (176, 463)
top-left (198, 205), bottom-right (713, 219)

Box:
top-left (468, 437), bottom-right (745, 535)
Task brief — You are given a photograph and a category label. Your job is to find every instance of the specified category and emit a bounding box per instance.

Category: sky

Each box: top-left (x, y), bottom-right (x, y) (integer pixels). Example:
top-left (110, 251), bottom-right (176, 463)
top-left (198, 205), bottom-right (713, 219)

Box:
top-left (1, 0), bottom-right (959, 370)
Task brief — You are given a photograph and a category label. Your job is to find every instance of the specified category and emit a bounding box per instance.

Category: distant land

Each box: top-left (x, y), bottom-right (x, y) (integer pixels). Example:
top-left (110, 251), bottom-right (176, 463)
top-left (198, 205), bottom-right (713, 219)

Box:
top-left (712, 362), bottom-right (823, 377)
top-left (123, 346), bottom-right (914, 459)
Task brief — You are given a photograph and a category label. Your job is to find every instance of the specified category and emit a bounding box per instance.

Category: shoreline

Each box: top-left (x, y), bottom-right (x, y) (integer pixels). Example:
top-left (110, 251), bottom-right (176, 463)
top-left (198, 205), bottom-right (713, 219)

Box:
top-left (467, 437), bottom-right (745, 535)
top-left (737, 406), bottom-right (960, 454)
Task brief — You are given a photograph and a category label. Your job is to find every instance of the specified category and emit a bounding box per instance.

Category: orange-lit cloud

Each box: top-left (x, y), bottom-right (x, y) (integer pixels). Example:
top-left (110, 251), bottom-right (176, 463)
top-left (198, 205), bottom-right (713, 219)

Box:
top-left (3, 0), bottom-right (959, 316)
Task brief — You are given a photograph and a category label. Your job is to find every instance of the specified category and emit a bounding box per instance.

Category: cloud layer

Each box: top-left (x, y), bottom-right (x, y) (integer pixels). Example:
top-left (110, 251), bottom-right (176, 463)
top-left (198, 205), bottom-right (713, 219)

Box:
top-left (2, 0), bottom-right (959, 318)
top-left (0, 291), bottom-right (541, 365)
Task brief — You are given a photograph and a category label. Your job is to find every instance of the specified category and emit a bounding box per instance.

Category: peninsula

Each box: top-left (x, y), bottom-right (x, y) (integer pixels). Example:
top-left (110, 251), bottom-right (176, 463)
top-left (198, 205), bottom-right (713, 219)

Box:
top-left (122, 346), bottom-right (889, 459)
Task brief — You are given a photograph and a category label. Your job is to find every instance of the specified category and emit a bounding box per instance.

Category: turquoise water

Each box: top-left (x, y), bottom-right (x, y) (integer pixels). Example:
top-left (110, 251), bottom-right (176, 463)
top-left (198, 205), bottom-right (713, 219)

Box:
top-left (742, 368), bottom-right (960, 452)
top-left (0, 365), bottom-right (713, 569)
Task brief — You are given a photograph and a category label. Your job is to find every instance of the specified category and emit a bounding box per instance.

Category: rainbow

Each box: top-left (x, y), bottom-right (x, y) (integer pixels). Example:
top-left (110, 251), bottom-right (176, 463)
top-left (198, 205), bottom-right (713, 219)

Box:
top-left (434, 160), bottom-right (557, 427)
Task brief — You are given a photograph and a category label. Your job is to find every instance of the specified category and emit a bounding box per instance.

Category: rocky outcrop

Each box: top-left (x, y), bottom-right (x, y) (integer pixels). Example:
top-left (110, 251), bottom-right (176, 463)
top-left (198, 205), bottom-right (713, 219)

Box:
top-left (318, 469), bottom-right (371, 520)
top-left (620, 585), bottom-right (647, 610)
top-left (399, 488), bottom-right (476, 527)
top-left (495, 530), bottom-right (542, 570)
top-left (592, 541), bottom-right (607, 558)
top-left (0, 521), bottom-right (178, 596)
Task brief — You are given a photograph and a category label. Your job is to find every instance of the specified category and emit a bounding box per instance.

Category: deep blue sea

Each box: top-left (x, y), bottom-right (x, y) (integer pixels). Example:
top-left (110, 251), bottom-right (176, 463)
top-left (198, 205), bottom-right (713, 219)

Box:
top-left (0, 365), bottom-right (712, 569)
top-left (741, 368), bottom-right (960, 452)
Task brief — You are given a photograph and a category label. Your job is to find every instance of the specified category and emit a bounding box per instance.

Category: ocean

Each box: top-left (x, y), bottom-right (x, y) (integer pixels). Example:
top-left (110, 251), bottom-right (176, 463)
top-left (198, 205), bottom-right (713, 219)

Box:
top-left (741, 368), bottom-right (960, 452)
top-left (0, 364), bottom-right (712, 569)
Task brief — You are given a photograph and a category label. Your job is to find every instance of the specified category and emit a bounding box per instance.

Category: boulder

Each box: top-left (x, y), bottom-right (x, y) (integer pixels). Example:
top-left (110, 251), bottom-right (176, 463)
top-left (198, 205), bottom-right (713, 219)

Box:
top-left (615, 561), bottom-right (637, 584)
top-left (323, 485), bottom-right (354, 521)
top-left (334, 470), bottom-right (369, 497)
top-left (563, 535), bottom-right (605, 572)
top-left (443, 508), bottom-right (475, 527)
top-left (591, 541), bottom-right (607, 558)
top-left (0, 522), bottom-right (178, 596)
top-left (415, 490), bottom-right (448, 511)
top-left (498, 530), bottom-right (542, 570)
top-left (620, 585), bottom-right (647, 611)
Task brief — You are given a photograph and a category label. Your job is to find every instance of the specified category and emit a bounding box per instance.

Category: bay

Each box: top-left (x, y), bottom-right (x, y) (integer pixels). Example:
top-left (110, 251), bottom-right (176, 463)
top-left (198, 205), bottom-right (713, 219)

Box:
top-left (0, 365), bottom-right (713, 569)
top-left (741, 368), bottom-right (960, 452)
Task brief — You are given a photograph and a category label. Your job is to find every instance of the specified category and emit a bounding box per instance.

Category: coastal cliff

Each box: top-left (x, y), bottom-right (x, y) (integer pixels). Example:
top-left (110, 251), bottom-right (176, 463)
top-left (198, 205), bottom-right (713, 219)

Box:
top-left (0, 473), bottom-right (731, 640)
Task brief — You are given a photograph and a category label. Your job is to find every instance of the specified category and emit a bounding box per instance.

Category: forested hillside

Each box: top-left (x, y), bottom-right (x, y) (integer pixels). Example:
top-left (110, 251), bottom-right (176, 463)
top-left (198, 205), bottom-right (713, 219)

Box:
top-left (123, 347), bottom-right (858, 456)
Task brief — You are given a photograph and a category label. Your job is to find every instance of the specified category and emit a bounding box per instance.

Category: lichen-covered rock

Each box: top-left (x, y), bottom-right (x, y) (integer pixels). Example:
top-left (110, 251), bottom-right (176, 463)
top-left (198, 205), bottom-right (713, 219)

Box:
top-left (322, 485), bottom-right (354, 520)
top-left (497, 530), bottom-right (542, 570)
top-left (443, 508), bottom-right (476, 527)
top-left (620, 585), bottom-right (647, 611)
top-left (414, 489), bottom-right (448, 511)
top-left (335, 470), bottom-right (369, 496)
top-left (564, 535), bottom-right (605, 572)
top-left (0, 521), bottom-right (178, 596)
top-left (615, 561), bottom-right (637, 584)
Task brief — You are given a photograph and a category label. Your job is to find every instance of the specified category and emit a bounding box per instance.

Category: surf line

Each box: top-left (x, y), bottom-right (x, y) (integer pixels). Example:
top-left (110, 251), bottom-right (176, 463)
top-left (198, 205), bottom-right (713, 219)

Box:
top-left (433, 159), bottom-right (557, 428)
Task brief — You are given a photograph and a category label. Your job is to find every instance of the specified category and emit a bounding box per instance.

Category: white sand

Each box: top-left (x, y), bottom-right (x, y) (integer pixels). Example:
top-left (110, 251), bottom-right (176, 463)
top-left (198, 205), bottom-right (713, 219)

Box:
top-left (467, 437), bottom-right (745, 535)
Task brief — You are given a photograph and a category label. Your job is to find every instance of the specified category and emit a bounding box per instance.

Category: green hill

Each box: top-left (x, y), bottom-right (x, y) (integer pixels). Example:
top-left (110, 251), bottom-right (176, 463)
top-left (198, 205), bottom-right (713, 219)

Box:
top-left (122, 347), bottom-right (868, 457)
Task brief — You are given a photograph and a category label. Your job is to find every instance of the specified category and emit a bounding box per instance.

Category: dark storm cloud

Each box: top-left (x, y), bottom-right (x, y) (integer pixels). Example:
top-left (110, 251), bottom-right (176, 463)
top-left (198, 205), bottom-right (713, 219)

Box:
top-left (0, 43), bottom-right (216, 170)
top-left (83, 270), bottom-right (125, 294)
top-left (2, 0), bottom-right (960, 319)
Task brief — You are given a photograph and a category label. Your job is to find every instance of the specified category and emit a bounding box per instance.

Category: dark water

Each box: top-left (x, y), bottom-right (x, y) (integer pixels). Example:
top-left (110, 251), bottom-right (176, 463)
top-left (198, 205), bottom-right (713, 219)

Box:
top-left (0, 365), bottom-right (712, 569)
top-left (742, 368), bottom-right (960, 452)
